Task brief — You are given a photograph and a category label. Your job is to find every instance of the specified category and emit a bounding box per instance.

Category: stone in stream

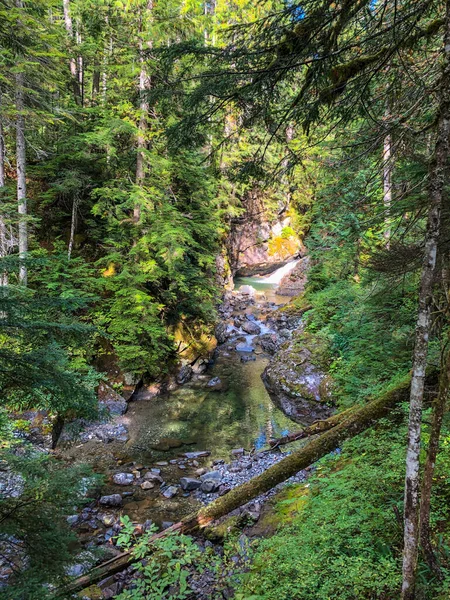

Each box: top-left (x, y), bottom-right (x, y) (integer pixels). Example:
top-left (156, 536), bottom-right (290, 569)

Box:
top-left (235, 343), bottom-right (254, 353)
top-left (99, 494), bottom-right (123, 507)
top-left (141, 481), bottom-right (155, 490)
top-left (112, 473), bottom-right (134, 486)
top-left (155, 461), bottom-right (169, 466)
top-left (143, 472), bottom-right (163, 483)
top-left (241, 355), bottom-right (256, 362)
top-left (67, 515), bottom-right (79, 526)
top-left (207, 377), bottom-right (223, 391)
top-left (215, 322), bottom-right (230, 344)
top-left (231, 448), bottom-right (245, 456)
top-left (200, 471), bottom-right (222, 483)
top-left (161, 486), bottom-right (178, 499)
top-left (239, 285), bottom-right (255, 296)
top-left (200, 480), bottom-right (221, 494)
top-left (241, 320), bottom-right (261, 335)
top-left (183, 451), bottom-right (211, 459)
top-left (180, 477), bottom-right (202, 491)
top-left (176, 364), bottom-right (193, 385)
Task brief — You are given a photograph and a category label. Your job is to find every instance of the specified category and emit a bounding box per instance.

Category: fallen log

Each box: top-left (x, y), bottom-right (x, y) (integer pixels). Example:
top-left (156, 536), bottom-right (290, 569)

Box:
top-left (60, 374), bottom-right (412, 597)
top-left (267, 405), bottom-right (357, 449)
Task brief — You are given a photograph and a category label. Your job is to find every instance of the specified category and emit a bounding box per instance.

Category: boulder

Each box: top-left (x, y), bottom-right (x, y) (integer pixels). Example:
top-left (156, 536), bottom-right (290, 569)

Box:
top-left (258, 333), bottom-right (280, 355)
top-left (262, 330), bottom-right (333, 424)
top-left (238, 285), bottom-right (255, 296)
top-left (180, 477), bottom-right (202, 491)
top-left (98, 382), bottom-right (128, 417)
top-left (112, 473), bottom-right (134, 486)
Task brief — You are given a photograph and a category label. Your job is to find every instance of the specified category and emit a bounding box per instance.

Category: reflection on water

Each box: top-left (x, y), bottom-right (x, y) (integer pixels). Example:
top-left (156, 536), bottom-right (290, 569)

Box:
top-left (126, 279), bottom-right (295, 463)
top-left (126, 354), bottom-right (294, 463)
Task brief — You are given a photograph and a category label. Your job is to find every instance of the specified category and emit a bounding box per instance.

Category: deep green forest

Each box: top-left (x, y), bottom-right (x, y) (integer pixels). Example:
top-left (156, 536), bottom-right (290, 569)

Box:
top-left (1, 1), bottom-right (450, 599)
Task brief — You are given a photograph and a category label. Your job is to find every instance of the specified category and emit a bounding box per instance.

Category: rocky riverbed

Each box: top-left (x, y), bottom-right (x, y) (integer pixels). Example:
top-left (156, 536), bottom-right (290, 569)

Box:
top-left (1, 261), bottom-right (334, 595)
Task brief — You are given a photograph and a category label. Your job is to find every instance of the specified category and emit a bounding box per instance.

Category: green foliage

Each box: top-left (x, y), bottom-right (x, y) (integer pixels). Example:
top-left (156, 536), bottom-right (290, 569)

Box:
top-left (115, 516), bottom-right (253, 600)
top-left (0, 284), bottom-right (99, 425)
top-left (115, 518), bottom-right (203, 600)
top-left (0, 449), bottom-right (100, 600)
top-left (237, 417), bottom-right (450, 600)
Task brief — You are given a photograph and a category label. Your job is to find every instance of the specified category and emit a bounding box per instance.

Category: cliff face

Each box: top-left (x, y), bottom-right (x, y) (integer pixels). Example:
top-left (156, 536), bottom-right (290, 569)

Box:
top-left (226, 190), bottom-right (302, 277)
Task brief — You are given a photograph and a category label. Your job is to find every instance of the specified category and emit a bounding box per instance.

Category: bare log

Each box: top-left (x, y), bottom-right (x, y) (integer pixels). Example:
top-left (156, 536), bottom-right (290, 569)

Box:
top-left (59, 374), bottom-right (412, 596)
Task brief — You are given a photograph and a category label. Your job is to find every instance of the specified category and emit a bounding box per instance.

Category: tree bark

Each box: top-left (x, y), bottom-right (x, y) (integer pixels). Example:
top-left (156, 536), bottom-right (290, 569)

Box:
top-left (67, 196), bottom-right (78, 260)
top-left (60, 374), bottom-right (413, 596)
top-left (383, 109), bottom-right (392, 245)
top-left (62, 0), bottom-right (82, 105)
top-left (0, 90), bottom-right (8, 287)
top-left (418, 345), bottom-right (450, 576)
top-left (134, 0), bottom-right (153, 224)
top-left (401, 4), bottom-right (450, 597)
top-left (15, 58), bottom-right (27, 287)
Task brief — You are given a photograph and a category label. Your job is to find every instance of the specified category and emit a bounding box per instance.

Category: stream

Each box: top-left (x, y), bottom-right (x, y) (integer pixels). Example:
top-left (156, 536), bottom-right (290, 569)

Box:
top-left (61, 262), bottom-right (303, 553)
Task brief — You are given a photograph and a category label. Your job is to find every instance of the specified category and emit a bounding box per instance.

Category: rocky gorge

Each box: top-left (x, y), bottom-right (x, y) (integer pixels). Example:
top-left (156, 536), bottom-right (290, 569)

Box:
top-left (1, 259), bottom-right (334, 597)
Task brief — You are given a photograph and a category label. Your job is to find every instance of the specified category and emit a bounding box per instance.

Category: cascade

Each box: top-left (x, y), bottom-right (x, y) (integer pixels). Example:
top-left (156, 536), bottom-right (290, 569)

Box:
top-left (258, 259), bottom-right (300, 285)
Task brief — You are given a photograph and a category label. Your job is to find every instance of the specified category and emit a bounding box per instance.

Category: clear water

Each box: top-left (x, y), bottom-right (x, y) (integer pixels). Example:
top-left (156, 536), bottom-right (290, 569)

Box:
top-left (123, 274), bottom-right (298, 463)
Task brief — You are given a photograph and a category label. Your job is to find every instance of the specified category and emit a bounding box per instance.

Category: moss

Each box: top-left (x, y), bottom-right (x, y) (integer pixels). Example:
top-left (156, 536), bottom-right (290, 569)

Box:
top-left (204, 516), bottom-right (241, 542)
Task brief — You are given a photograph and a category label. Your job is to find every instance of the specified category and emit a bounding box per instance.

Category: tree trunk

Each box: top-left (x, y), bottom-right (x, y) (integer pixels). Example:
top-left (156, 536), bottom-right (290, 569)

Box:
top-left (51, 414), bottom-right (65, 450)
top-left (15, 66), bottom-right (27, 287)
top-left (401, 4), bottom-right (450, 597)
top-left (60, 374), bottom-right (413, 596)
top-left (383, 108), bottom-right (392, 245)
top-left (62, 0), bottom-right (81, 105)
top-left (134, 0), bottom-right (153, 224)
top-left (418, 345), bottom-right (450, 576)
top-left (67, 196), bottom-right (78, 260)
top-left (0, 92), bottom-right (8, 287)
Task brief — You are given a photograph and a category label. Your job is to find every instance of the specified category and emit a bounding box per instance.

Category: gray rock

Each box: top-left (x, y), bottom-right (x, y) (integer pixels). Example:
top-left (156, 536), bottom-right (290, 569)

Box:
top-left (112, 473), bottom-right (134, 486)
top-left (215, 322), bottom-right (230, 345)
top-left (241, 320), bottom-right (261, 335)
top-left (183, 451), bottom-right (211, 459)
top-left (241, 355), bottom-right (256, 362)
top-left (99, 494), bottom-right (122, 507)
top-left (66, 515), bottom-right (79, 526)
top-left (200, 480), bottom-right (221, 493)
top-left (161, 486), bottom-right (178, 499)
top-left (143, 471), bottom-right (163, 483)
top-left (235, 343), bottom-right (254, 353)
top-left (238, 285), bottom-right (255, 296)
top-left (162, 521), bottom-right (174, 530)
top-left (180, 477), bottom-right (202, 491)
top-left (141, 481), bottom-right (154, 490)
top-left (176, 365), bottom-right (193, 385)
top-left (207, 377), bottom-right (223, 391)
top-left (231, 448), bottom-right (245, 456)
top-left (200, 471), bottom-right (222, 483)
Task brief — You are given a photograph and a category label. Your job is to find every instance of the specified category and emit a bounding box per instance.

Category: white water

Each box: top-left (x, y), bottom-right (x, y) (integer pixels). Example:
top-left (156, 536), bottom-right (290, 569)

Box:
top-left (258, 259), bottom-right (300, 284)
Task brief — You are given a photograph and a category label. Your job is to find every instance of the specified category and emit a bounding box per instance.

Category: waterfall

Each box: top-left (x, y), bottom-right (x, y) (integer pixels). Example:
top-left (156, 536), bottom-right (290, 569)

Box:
top-left (258, 259), bottom-right (300, 284)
